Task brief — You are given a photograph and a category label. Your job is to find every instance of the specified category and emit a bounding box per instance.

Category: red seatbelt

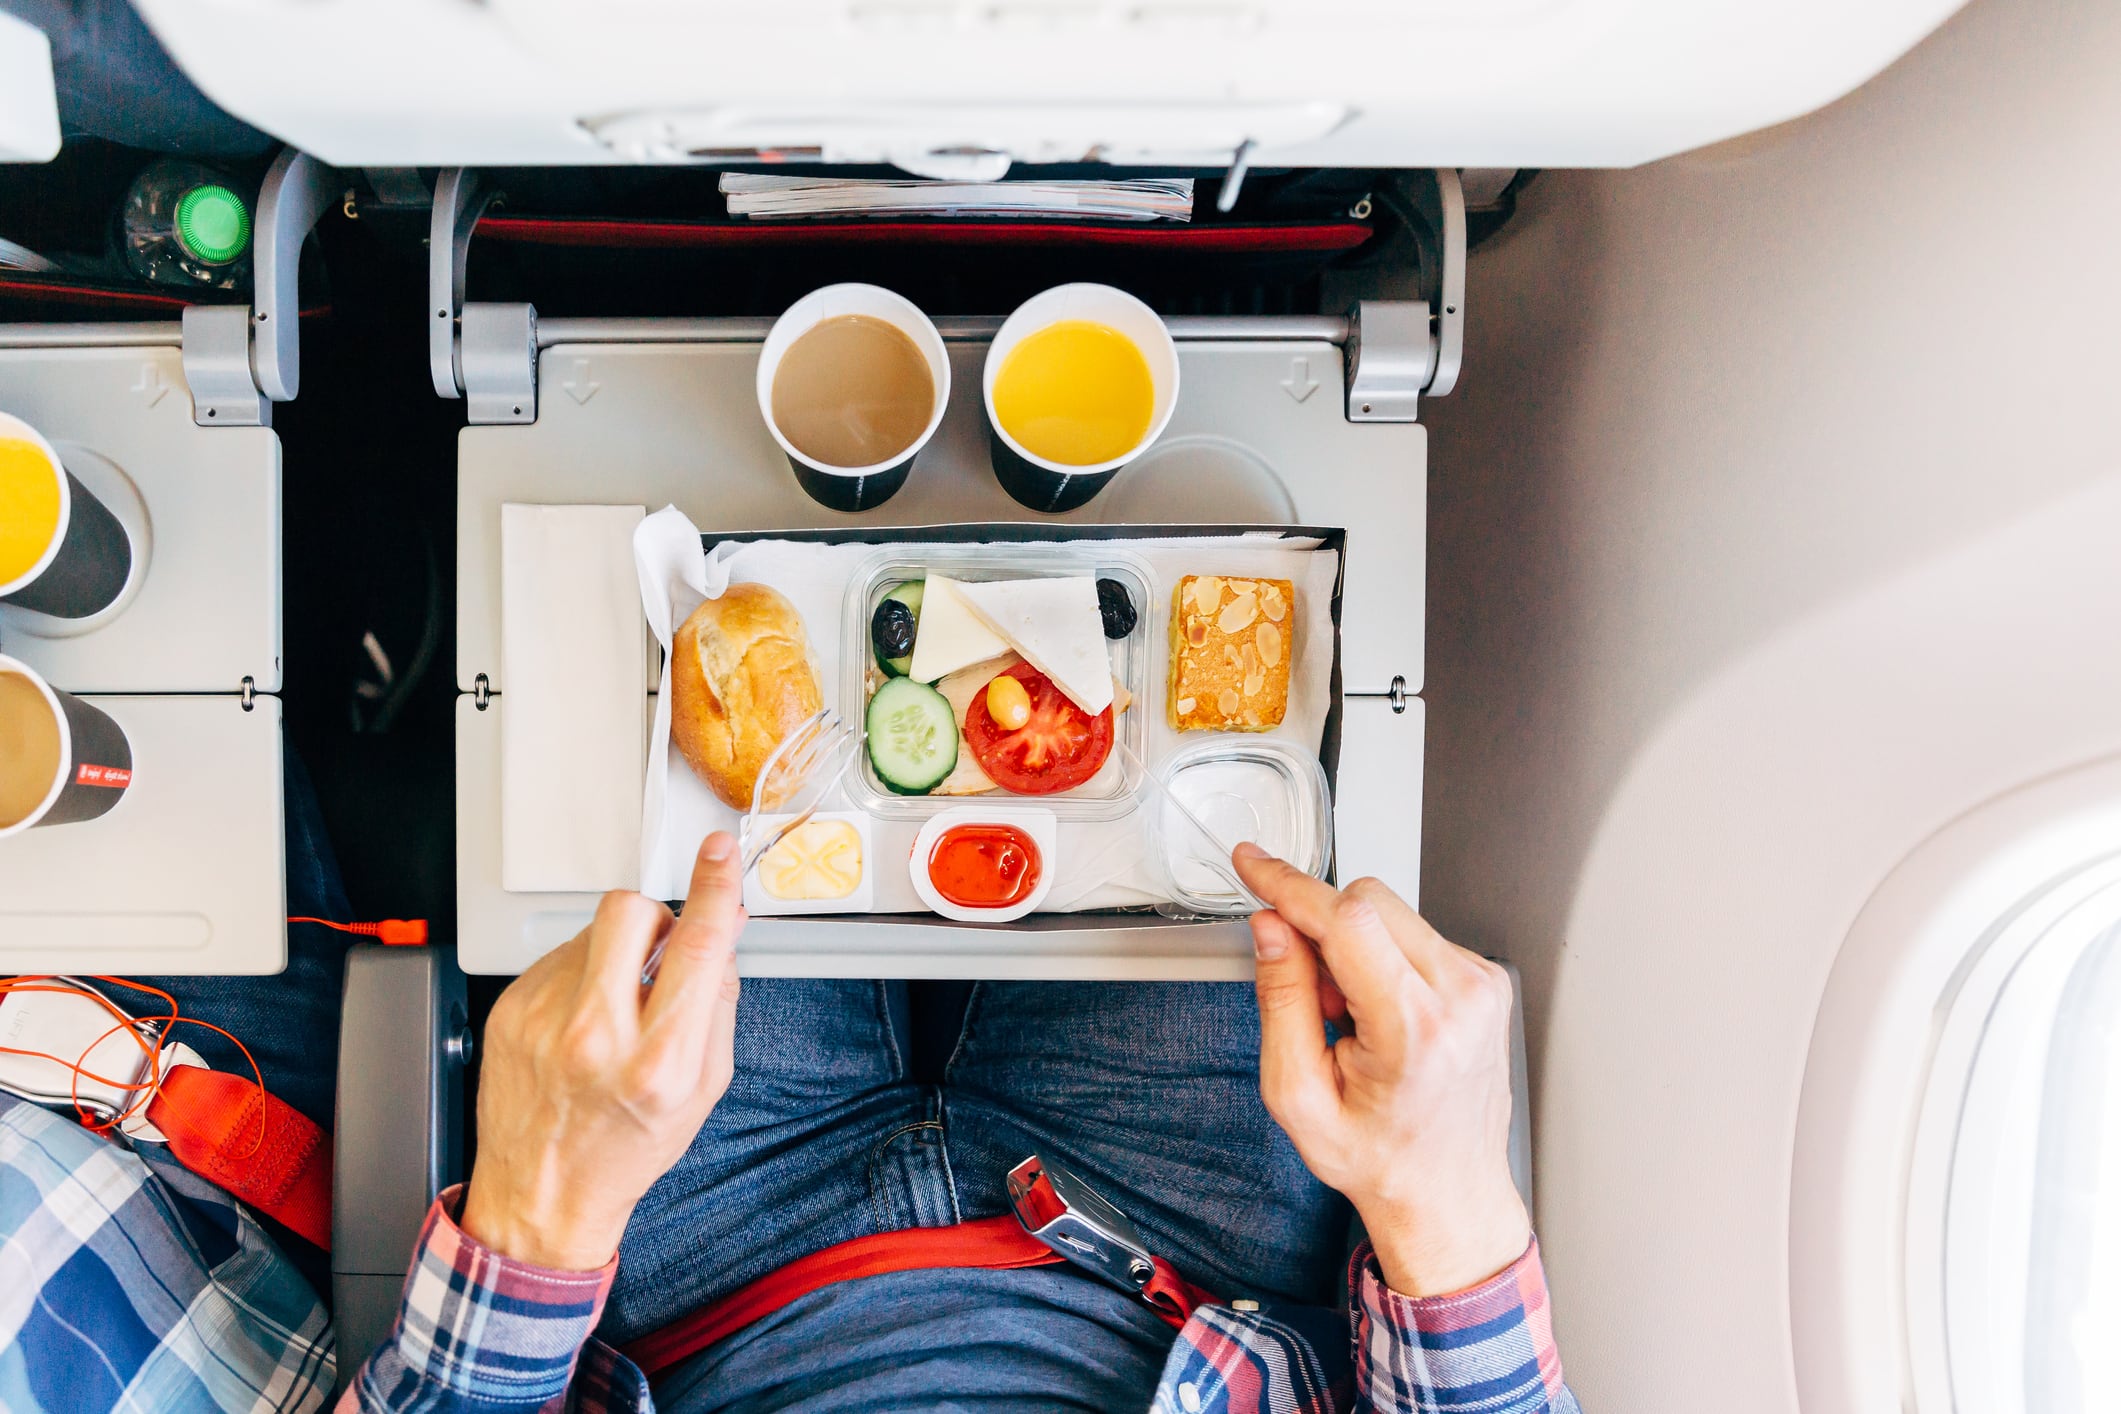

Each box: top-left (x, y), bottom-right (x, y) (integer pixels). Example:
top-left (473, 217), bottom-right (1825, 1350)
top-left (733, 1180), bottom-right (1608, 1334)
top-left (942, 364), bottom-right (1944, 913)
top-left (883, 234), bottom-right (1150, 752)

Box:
top-left (145, 1064), bottom-right (334, 1252)
top-left (622, 1214), bottom-right (1216, 1382)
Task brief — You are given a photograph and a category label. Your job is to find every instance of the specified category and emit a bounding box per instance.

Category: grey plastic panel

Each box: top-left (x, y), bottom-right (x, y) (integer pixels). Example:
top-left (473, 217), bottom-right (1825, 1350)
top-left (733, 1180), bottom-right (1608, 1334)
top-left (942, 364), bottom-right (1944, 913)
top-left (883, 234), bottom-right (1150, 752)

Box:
top-left (332, 943), bottom-right (469, 1389)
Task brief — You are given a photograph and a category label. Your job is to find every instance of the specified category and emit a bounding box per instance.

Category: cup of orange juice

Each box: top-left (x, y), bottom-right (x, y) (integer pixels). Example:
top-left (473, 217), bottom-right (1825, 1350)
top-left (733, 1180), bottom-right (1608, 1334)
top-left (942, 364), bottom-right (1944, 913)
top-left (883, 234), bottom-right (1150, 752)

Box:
top-left (983, 284), bottom-right (1179, 513)
top-left (0, 411), bottom-right (132, 621)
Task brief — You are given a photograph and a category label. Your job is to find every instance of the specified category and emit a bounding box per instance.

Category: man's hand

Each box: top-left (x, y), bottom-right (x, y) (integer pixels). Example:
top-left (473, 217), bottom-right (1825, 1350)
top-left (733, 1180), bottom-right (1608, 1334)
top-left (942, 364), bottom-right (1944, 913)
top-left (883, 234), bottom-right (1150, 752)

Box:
top-left (1233, 843), bottom-right (1530, 1298)
top-left (458, 832), bottom-right (745, 1271)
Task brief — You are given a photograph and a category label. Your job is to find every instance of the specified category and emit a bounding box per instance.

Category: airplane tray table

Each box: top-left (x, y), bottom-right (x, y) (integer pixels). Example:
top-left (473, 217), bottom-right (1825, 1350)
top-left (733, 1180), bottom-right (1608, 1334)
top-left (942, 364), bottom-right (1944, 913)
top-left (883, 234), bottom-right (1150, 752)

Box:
top-left (0, 334), bottom-right (287, 975)
top-left (457, 329), bottom-right (1426, 976)
top-left (0, 695), bottom-right (286, 974)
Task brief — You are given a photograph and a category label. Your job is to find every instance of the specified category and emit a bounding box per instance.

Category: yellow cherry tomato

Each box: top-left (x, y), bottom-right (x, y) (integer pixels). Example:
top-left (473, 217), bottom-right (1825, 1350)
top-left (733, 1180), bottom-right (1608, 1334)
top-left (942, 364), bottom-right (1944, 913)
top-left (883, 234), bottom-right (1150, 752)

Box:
top-left (985, 672), bottom-right (1033, 731)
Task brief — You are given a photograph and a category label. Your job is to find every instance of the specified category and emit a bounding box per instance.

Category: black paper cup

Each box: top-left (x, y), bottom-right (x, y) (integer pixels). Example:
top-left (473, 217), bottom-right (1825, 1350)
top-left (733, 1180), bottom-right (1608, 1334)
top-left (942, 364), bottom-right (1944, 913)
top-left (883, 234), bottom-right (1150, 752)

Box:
top-left (0, 413), bottom-right (131, 620)
top-left (983, 284), bottom-right (1180, 515)
top-left (757, 284), bottom-right (949, 514)
top-left (0, 655), bottom-right (134, 837)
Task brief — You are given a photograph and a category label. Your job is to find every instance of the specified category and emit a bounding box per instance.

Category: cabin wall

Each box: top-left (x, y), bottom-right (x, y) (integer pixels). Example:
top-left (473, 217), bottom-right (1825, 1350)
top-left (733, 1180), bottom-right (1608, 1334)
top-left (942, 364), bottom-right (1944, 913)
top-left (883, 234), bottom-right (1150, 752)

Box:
top-left (1419, 0), bottom-right (2121, 1406)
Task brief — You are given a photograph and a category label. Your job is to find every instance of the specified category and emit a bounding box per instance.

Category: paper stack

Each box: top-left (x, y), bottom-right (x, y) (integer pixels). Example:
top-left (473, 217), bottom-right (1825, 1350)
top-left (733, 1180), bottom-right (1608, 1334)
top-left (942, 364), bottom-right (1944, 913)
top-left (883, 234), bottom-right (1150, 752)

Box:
top-left (720, 175), bottom-right (1194, 223)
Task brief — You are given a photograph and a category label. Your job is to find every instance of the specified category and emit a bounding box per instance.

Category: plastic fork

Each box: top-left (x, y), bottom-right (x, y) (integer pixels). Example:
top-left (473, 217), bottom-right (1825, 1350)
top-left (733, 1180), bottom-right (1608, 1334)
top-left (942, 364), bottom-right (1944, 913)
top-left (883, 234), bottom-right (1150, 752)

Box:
top-left (1119, 740), bottom-right (1265, 912)
top-left (640, 708), bottom-right (856, 987)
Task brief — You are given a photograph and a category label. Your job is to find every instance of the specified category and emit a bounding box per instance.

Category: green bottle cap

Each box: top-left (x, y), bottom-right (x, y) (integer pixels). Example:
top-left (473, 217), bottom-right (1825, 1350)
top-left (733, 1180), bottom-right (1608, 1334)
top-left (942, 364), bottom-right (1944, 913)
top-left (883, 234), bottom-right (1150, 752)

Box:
top-left (174, 184), bottom-right (250, 265)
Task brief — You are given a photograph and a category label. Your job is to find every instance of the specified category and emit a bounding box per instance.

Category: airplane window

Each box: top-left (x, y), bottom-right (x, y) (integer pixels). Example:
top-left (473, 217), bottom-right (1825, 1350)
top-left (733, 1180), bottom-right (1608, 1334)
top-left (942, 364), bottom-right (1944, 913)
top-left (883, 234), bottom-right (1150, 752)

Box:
top-left (1938, 905), bottom-right (2121, 1414)
top-left (2021, 919), bottom-right (2121, 1414)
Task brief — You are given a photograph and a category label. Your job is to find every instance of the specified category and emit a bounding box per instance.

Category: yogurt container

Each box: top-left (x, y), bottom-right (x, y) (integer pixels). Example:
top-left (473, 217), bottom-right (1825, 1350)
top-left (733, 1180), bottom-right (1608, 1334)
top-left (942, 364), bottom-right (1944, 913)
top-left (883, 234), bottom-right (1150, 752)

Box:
top-left (1150, 738), bottom-right (1332, 915)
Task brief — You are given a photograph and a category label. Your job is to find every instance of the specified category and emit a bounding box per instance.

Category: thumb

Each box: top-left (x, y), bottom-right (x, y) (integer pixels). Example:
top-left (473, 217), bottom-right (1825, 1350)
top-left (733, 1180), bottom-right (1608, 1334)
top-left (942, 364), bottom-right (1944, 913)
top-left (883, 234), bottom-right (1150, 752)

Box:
top-left (644, 831), bottom-right (745, 1030)
top-left (1251, 910), bottom-right (1339, 1128)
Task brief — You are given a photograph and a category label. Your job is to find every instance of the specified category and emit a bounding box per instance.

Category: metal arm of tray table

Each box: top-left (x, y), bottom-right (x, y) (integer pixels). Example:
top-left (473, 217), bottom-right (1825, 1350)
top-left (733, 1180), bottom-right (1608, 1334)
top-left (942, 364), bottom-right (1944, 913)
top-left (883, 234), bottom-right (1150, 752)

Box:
top-left (331, 943), bottom-right (471, 1392)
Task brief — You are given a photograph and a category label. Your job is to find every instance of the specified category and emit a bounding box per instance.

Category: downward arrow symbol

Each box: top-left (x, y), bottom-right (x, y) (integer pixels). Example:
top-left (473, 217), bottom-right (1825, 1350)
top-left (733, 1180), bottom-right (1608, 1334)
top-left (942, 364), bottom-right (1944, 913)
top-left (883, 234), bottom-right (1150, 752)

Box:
top-left (562, 359), bottom-right (600, 405)
top-left (132, 363), bottom-right (171, 408)
top-left (1280, 356), bottom-right (1318, 403)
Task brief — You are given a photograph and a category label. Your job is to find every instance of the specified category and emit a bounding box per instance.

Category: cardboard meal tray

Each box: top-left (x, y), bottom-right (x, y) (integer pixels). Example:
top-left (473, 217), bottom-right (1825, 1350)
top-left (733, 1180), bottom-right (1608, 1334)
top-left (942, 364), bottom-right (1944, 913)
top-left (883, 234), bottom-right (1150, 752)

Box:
top-left (695, 521), bottom-right (1348, 938)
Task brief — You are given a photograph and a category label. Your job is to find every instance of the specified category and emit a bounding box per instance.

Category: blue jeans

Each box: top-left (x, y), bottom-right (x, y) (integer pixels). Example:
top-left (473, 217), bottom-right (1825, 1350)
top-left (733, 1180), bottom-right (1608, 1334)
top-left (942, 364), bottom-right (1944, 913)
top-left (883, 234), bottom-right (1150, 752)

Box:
top-left (603, 979), bottom-right (1349, 1344)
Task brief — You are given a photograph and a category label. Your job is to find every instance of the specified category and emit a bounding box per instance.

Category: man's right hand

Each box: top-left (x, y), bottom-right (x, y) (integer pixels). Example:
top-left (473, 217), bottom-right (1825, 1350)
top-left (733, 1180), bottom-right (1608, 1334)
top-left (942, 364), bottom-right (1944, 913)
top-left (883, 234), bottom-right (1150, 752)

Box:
top-left (1233, 843), bottom-right (1531, 1299)
top-left (458, 831), bottom-right (746, 1272)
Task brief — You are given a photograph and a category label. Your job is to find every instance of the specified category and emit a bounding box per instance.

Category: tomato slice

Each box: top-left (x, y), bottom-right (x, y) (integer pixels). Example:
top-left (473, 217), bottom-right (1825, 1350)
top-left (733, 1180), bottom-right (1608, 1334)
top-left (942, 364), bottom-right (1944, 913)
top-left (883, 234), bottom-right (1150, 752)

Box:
top-left (963, 661), bottom-right (1115, 796)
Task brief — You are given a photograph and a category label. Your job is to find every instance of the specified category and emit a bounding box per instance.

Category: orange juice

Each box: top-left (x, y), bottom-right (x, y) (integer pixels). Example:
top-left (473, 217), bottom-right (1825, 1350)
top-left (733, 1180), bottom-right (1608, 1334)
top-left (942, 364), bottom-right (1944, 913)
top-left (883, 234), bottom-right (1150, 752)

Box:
top-left (992, 320), bottom-right (1154, 466)
top-left (0, 437), bottom-right (62, 587)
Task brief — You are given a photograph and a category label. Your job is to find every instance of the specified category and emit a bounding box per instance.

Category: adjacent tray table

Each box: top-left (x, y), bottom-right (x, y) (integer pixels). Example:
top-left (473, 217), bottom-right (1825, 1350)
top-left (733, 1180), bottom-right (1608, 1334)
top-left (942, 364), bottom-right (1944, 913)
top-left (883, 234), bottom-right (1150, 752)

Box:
top-left (0, 695), bottom-right (286, 974)
top-left (457, 330), bottom-right (1426, 976)
top-left (0, 335), bottom-right (287, 975)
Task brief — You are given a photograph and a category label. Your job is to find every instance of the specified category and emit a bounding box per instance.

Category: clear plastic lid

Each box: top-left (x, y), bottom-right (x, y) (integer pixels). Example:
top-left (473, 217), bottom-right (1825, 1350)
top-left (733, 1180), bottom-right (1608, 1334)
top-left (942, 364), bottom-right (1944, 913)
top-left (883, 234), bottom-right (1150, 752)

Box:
top-left (1150, 737), bottom-right (1333, 916)
top-left (842, 543), bottom-right (1157, 821)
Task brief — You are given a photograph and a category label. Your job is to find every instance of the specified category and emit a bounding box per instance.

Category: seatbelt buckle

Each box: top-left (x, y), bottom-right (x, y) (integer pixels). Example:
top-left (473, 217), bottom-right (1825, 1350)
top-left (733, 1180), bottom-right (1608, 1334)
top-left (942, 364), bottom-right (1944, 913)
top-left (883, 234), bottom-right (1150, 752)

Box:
top-left (1007, 1151), bottom-right (1162, 1296)
top-left (0, 977), bottom-right (203, 1140)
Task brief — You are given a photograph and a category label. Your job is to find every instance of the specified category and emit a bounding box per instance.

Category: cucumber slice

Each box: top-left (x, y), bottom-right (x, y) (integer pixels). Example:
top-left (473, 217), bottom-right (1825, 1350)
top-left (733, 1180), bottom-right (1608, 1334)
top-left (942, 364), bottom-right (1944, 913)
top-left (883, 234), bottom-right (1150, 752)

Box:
top-left (866, 676), bottom-right (958, 794)
top-left (877, 580), bottom-right (924, 678)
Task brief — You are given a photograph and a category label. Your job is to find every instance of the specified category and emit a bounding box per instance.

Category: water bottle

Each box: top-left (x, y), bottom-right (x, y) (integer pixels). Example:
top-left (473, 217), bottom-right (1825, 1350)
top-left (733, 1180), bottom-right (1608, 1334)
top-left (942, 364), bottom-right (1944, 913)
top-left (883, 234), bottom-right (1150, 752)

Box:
top-left (117, 160), bottom-right (254, 291)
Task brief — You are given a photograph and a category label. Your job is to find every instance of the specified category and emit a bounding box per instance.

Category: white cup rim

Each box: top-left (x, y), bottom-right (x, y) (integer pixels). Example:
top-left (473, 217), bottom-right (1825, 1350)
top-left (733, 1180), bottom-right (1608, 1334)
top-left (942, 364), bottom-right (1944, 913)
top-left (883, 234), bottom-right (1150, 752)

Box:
top-left (0, 412), bottom-right (72, 599)
top-left (0, 653), bottom-right (72, 838)
top-left (982, 283), bottom-right (1181, 478)
top-left (756, 284), bottom-right (951, 479)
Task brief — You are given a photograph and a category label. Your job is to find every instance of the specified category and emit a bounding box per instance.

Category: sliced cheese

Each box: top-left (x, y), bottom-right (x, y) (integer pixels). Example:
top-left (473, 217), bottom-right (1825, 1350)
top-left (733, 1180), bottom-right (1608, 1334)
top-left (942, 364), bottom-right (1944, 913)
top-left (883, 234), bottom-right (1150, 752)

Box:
top-left (955, 576), bottom-right (1114, 716)
top-left (907, 576), bottom-right (1013, 684)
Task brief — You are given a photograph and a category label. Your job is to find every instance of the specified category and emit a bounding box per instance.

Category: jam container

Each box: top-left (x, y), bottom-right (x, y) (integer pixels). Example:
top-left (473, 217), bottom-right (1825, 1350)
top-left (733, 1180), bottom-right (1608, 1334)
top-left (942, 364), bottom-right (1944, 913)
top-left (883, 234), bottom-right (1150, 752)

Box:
top-left (740, 812), bottom-right (875, 917)
top-left (1150, 738), bottom-right (1332, 917)
top-left (909, 806), bottom-right (1057, 923)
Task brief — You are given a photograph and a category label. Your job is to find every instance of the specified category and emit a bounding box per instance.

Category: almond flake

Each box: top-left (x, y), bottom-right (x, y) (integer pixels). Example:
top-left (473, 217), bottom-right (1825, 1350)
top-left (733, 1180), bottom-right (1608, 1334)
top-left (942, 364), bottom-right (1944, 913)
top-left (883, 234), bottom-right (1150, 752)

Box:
top-left (1218, 592), bottom-right (1259, 635)
top-left (1256, 622), bottom-right (1282, 667)
top-left (1261, 586), bottom-right (1287, 623)
top-left (1217, 687), bottom-right (1240, 717)
top-left (1191, 577), bottom-right (1224, 617)
top-left (1186, 620), bottom-right (1209, 647)
top-left (1243, 669), bottom-right (1265, 698)
top-left (1175, 697), bottom-right (1196, 715)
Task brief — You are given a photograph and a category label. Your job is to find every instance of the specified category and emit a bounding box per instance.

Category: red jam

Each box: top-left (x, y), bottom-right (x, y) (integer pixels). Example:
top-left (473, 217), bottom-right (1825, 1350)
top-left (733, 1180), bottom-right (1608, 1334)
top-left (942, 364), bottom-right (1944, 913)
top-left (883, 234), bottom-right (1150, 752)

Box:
top-left (927, 823), bottom-right (1043, 910)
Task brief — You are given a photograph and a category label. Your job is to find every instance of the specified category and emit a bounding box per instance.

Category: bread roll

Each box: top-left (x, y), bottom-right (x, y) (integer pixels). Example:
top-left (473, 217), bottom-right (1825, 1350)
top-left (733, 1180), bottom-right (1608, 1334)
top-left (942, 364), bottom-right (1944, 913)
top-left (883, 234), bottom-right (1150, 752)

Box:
top-left (670, 583), bottom-right (822, 809)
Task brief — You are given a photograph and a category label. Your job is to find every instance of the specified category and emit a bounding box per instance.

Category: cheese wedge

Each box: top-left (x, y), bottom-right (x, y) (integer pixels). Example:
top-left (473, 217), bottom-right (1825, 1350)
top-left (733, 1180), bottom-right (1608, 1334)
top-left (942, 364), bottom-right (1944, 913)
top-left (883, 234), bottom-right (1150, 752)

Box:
top-left (954, 576), bottom-right (1114, 716)
top-left (907, 576), bottom-right (1012, 683)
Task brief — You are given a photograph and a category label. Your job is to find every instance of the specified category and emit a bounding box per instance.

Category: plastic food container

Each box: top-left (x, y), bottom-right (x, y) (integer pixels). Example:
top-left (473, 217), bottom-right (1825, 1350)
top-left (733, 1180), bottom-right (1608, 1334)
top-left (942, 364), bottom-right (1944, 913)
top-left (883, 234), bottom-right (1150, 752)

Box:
top-left (1150, 738), bottom-right (1333, 916)
top-left (909, 806), bottom-right (1057, 922)
top-left (741, 812), bottom-right (875, 916)
top-left (842, 543), bottom-right (1156, 821)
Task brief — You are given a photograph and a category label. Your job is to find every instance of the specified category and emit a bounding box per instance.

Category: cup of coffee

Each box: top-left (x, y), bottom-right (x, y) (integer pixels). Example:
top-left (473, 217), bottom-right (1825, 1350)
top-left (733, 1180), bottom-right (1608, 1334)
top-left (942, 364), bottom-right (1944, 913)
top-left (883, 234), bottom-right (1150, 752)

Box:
top-left (758, 285), bottom-right (949, 513)
top-left (0, 654), bottom-right (134, 839)
top-left (983, 284), bottom-right (1180, 514)
top-left (0, 412), bottom-right (133, 621)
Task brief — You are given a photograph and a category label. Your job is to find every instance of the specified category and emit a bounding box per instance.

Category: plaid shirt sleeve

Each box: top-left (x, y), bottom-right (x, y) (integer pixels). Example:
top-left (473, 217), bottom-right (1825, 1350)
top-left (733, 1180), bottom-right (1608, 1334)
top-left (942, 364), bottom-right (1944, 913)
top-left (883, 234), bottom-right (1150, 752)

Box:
top-left (0, 1093), bottom-right (336, 1414)
top-left (340, 1185), bottom-right (653, 1414)
top-left (1348, 1237), bottom-right (1578, 1413)
top-left (1151, 1237), bottom-right (1576, 1414)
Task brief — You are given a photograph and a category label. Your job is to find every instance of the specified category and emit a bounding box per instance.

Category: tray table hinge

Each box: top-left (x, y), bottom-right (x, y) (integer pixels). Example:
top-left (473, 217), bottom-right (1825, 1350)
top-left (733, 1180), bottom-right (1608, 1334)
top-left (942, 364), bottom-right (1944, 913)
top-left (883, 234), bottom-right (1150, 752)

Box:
top-left (177, 147), bottom-right (334, 428)
top-left (1344, 167), bottom-right (1465, 422)
top-left (430, 169), bottom-right (538, 425)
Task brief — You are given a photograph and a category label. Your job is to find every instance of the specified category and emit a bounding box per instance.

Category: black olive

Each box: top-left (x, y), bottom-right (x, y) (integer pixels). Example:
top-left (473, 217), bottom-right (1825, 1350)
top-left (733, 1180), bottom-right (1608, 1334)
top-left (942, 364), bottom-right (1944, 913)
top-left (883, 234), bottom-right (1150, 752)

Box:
top-left (871, 598), bottom-right (918, 658)
top-left (1096, 578), bottom-right (1137, 639)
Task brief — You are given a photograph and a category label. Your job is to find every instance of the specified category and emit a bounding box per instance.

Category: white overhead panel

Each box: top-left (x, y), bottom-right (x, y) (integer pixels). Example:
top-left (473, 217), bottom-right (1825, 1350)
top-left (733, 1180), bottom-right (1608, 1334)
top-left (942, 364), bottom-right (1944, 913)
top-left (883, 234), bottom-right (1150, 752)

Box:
top-left (0, 10), bottom-right (59, 163)
top-left (129, 0), bottom-right (1967, 169)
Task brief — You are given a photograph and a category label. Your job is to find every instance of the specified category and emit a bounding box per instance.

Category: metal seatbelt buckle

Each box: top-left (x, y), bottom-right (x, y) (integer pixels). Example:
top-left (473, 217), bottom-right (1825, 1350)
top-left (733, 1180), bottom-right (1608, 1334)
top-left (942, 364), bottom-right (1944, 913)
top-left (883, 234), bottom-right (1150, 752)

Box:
top-left (0, 977), bottom-right (204, 1140)
top-left (1007, 1151), bottom-right (1161, 1295)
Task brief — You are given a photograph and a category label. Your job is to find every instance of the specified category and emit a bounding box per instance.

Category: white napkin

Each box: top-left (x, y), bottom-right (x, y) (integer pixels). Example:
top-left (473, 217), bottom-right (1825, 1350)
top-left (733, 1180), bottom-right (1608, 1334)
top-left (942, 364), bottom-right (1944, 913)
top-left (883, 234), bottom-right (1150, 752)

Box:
top-left (634, 507), bottom-right (1339, 908)
top-left (500, 503), bottom-right (646, 892)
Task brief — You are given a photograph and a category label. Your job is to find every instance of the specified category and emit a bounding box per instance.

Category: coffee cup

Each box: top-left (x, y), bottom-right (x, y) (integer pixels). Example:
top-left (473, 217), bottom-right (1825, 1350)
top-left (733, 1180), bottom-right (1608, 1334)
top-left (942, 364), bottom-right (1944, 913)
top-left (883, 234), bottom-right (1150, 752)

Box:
top-left (0, 655), bottom-right (134, 838)
top-left (983, 284), bottom-right (1180, 514)
top-left (0, 411), bottom-right (132, 620)
top-left (758, 285), bottom-right (950, 513)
